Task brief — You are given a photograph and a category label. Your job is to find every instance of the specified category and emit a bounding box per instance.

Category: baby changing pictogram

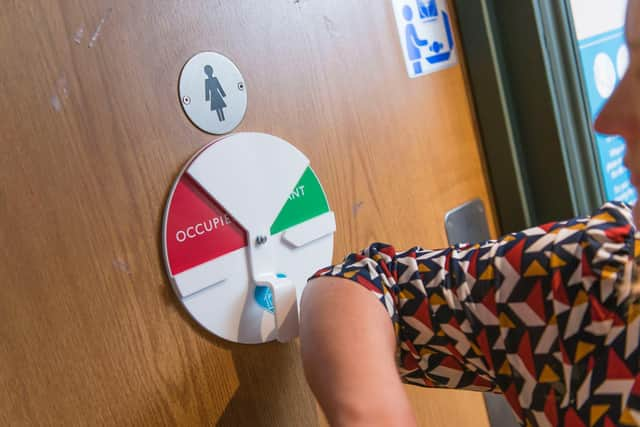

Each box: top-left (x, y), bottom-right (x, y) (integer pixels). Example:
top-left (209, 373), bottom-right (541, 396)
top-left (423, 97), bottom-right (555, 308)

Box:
top-left (392, 0), bottom-right (458, 78)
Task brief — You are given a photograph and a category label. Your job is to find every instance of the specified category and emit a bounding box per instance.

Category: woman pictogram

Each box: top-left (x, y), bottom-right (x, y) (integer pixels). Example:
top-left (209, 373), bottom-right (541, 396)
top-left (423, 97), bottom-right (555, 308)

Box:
top-left (204, 65), bottom-right (227, 121)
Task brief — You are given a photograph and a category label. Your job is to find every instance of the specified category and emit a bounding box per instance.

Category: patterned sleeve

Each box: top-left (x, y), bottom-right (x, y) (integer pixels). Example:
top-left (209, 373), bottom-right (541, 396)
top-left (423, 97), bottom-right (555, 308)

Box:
top-left (311, 201), bottom-right (640, 427)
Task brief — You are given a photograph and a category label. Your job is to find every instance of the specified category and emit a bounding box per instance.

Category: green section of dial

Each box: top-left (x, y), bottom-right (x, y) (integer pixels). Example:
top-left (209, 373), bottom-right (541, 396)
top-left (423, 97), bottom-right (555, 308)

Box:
top-left (270, 167), bottom-right (330, 235)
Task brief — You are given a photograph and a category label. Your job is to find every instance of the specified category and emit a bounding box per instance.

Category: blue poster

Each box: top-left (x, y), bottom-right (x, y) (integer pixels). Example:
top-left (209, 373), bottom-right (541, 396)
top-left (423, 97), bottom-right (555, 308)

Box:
top-left (574, 13), bottom-right (635, 204)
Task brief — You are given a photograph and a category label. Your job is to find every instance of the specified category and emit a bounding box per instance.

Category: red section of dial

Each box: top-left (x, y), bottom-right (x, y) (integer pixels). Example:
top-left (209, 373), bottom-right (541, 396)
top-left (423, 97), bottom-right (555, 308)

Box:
top-left (166, 173), bottom-right (247, 275)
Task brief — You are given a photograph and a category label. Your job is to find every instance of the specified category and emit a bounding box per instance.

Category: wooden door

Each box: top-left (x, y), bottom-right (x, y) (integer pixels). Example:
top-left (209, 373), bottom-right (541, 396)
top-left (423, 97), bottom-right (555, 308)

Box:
top-left (0, 1), bottom-right (497, 425)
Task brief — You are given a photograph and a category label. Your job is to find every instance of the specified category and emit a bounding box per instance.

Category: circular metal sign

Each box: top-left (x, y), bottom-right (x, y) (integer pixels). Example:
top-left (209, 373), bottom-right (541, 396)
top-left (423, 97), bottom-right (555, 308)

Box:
top-left (179, 52), bottom-right (247, 135)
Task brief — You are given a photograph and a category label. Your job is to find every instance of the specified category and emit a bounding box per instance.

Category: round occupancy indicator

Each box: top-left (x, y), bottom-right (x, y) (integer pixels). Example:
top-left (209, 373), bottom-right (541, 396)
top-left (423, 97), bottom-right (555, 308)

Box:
top-left (179, 51), bottom-right (247, 135)
top-left (162, 133), bottom-right (336, 344)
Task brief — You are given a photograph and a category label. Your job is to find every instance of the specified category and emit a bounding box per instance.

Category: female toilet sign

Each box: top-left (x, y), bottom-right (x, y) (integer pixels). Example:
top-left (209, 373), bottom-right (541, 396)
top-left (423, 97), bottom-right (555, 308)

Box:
top-left (204, 64), bottom-right (228, 122)
top-left (179, 52), bottom-right (248, 135)
top-left (392, 0), bottom-right (458, 78)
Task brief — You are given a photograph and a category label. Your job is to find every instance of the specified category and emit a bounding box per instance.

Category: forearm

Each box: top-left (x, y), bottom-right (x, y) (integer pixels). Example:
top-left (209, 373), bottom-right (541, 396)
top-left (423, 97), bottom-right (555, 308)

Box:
top-left (300, 277), bottom-right (417, 427)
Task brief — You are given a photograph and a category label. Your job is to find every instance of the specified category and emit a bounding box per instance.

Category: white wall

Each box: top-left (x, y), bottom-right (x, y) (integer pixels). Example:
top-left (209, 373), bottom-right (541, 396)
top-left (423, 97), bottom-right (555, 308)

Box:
top-left (570, 0), bottom-right (627, 40)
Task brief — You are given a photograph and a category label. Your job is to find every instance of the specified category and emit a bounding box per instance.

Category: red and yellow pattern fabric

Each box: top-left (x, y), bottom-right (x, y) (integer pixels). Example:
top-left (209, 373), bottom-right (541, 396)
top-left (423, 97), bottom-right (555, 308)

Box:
top-left (313, 202), bottom-right (640, 426)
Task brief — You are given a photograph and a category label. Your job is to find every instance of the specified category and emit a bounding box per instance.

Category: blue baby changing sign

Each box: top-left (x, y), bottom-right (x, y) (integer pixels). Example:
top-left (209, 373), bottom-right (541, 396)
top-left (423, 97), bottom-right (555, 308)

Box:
top-left (392, 0), bottom-right (458, 78)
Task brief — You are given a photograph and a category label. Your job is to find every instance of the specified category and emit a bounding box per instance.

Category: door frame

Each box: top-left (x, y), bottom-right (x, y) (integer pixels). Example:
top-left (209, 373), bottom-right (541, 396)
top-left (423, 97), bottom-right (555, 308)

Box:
top-left (453, 0), bottom-right (604, 234)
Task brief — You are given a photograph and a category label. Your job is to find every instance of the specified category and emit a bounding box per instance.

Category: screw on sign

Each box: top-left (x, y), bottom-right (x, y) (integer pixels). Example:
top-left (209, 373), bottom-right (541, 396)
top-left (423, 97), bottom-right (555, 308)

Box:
top-left (237, 82), bottom-right (245, 91)
top-left (182, 95), bottom-right (191, 105)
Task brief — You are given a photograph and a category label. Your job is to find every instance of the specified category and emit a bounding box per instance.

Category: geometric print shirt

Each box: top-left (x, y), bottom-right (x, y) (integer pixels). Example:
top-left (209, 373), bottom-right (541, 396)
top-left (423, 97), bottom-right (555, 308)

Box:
top-left (312, 202), bottom-right (640, 426)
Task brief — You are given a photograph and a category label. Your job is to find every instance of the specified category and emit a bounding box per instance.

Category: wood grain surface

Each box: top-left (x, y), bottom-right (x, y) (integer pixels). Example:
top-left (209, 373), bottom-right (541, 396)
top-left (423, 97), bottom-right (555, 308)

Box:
top-left (0, 1), bottom-right (496, 425)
